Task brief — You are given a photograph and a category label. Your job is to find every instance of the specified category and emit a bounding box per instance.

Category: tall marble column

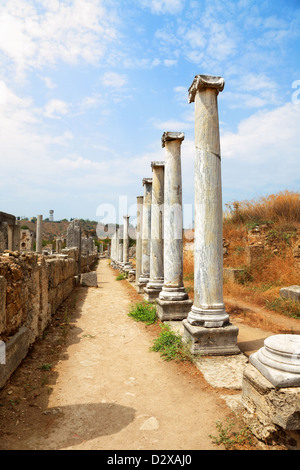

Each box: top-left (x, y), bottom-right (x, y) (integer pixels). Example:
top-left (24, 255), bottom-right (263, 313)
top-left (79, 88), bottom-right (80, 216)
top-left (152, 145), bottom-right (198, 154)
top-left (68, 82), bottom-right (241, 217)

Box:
top-left (138, 178), bottom-right (152, 292)
top-left (36, 215), bottom-right (43, 254)
top-left (144, 162), bottom-right (165, 301)
top-left (122, 215), bottom-right (132, 272)
top-left (183, 74), bottom-right (240, 355)
top-left (156, 132), bottom-right (192, 320)
top-left (135, 196), bottom-right (143, 290)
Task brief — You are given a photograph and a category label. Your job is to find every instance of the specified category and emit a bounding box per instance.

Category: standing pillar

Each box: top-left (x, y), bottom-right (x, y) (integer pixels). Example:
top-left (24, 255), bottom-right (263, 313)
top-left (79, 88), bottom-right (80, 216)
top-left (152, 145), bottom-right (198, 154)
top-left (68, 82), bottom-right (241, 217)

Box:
top-left (138, 178), bottom-right (152, 292)
top-left (144, 162), bottom-right (165, 301)
top-left (56, 238), bottom-right (62, 254)
top-left (183, 74), bottom-right (240, 355)
top-left (122, 215), bottom-right (131, 270)
top-left (156, 133), bottom-right (192, 320)
top-left (36, 215), bottom-right (43, 254)
top-left (135, 196), bottom-right (143, 290)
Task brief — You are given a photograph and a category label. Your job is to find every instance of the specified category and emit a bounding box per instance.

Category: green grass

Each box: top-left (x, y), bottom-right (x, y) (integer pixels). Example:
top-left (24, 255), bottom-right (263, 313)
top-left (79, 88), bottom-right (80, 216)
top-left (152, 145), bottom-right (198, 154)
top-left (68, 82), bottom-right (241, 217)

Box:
top-left (116, 273), bottom-right (127, 280)
top-left (265, 297), bottom-right (300, 319)
top-left (151, 323), bottom-right (194, 362)
top-left (128, 301), bottom-right (157, 325)
top-left (209, 418), bottom-right (255, 450)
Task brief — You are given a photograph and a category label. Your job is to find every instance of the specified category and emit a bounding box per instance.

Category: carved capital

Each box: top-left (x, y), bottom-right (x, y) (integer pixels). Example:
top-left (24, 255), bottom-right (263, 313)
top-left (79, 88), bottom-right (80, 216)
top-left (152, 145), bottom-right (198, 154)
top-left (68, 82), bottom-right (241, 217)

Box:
top-left (188, 75), bottom-right (225, 103)
top-left (142, 178), bottom-right (152, 186)
top-left (161, 132), bottom-right (185, 148)
top-left (151, 161), bottom-right (165, 169)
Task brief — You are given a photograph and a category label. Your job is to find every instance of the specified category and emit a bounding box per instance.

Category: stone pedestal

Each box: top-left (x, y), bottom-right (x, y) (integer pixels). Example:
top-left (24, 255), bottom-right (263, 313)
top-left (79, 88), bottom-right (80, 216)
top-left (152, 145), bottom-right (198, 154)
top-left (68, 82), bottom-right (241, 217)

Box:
top-left (157, 132), bottom-right (191, 320)
top-left (249, 334), bottom-right (300, 388)
top-left (138, 178), bottom-right (152, 292)
top-left (242, 362), bottom-right (300, 448)
top-left (183, 320), bottom-right (240, 355)
top-left (144, 162), bottom-right (165, 302)
top-left (184, 75), bottom-right (239, 355)
top-left (241, 335), bottom-right (300, 447)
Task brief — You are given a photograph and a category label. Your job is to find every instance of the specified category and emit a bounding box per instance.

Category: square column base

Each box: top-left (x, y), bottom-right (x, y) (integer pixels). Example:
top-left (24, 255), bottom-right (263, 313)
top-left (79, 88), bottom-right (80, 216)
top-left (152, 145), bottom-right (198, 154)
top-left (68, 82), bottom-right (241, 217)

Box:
top-left (144, 287), bottom-right (162, 302)
top-left (135, 282), bottom-right (146, 294)
top-left (182, 319), bottom-right (240, 356)
top-left (242, 363), bottom-right (300, 448)
top-left (156, 298), bottom-right (193, 321)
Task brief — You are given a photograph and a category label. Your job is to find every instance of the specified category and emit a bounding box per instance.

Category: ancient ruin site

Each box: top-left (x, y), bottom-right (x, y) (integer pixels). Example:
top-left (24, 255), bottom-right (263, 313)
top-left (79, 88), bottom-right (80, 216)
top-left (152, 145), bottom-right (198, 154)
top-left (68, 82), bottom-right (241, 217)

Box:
top-left (0, 72), bottom-right (299, 452)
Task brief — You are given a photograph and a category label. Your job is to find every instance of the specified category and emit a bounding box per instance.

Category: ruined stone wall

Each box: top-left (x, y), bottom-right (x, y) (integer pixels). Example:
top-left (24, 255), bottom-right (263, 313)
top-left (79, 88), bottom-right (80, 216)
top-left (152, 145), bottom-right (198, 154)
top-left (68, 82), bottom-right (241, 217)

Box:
top-left (0, 248), bottom-right (98, 388)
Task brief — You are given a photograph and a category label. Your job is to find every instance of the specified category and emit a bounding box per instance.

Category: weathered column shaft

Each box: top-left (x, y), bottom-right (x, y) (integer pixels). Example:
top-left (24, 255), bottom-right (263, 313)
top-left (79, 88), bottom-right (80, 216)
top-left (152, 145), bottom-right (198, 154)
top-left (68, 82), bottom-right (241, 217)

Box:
top-left (159, 133), bottom-right (187, 301)
top-left (147, 162), bottom-right (164, 289)
top-left (139, 178), bottom-right (152, 284)
top-left (135, 196), bottom-right (143, 284)
top-left (183, 74), bottom-right (239, 356)
top-left (187, 75), bottom-right (228, 327)
top-left (123, 216), bottom-right (130, 264)
top-left (36, 215), bottom-right (43, 254)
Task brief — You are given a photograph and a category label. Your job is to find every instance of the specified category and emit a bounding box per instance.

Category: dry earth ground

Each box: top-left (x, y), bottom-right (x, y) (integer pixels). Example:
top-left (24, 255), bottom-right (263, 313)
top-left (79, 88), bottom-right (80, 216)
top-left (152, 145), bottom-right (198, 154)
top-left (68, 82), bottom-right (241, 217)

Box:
top-left (0, 258), bottom-right (298, 451)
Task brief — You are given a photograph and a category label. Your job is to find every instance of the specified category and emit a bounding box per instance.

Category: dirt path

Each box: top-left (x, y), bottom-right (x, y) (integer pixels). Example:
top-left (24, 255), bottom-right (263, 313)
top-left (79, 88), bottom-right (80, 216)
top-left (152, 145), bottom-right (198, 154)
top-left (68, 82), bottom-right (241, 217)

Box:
top-left (0, 259), bottom-right (240, 451)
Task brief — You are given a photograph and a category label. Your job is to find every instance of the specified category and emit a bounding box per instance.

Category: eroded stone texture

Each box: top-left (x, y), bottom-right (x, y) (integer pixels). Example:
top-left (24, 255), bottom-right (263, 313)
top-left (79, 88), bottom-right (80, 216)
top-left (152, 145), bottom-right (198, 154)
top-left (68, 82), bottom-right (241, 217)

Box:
top-left (184, 74), bottom-right (239, 355)
top-left (138, 178), bottom-right (152, 289)
top-left (135, 196), bottom-right (143, 288)
top-left (144, 162), bottom-right (164, 301)
top-left (280, 286), bottom-right (300, 302)
top-left (36, 215), bottom-right (43, 254)
top-left (242, 362), bottom-right (300, 447)
top-left (156, 132), bottom-right (192, 320)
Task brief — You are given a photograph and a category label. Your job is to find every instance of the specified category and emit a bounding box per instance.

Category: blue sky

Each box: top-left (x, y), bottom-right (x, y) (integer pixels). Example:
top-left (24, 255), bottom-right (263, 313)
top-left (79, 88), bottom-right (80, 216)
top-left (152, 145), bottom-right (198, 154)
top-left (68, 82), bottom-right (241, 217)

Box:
top-left (0, 0), bottom-right (299, 228)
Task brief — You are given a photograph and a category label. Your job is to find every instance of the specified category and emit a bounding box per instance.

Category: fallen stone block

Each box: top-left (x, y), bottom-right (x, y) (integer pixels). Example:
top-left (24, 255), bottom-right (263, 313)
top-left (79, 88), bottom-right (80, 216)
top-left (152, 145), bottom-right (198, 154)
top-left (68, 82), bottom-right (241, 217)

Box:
top-left (279, 285), bottom-right (300, 302)
top-left (80, 271), bottom-right (98, 287)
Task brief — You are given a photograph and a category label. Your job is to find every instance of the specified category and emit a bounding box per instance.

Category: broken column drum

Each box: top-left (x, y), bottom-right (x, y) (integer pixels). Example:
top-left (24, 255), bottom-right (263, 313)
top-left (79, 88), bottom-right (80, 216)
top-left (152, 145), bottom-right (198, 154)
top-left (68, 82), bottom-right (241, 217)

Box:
top-left (144, 162), bottom-right (165, 301)
top-left (183, 75), bottom-right (239, 355)
top-left (138, 178), bottom-right (152, 288)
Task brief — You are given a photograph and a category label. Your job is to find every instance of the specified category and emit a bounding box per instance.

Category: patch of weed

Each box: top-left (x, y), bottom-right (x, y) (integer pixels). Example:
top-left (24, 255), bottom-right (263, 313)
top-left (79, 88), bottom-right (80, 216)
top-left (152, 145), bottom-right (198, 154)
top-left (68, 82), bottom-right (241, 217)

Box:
top-left (209, 417), bottom-right (255, 450)
top-left (128, 301), bottom-right (157, 325)
top-left (151, 323), bottom-right (194, 362)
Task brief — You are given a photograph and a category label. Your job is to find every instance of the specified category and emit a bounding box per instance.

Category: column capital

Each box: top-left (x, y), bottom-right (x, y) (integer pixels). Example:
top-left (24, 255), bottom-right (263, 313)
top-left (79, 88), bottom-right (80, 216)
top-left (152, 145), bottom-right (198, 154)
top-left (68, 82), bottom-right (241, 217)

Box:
top-left (161, 132), bottom-right (185, 148)
top-left (143, 178), bottom-right (152, 185)
top-left (188, 75), bottom-right (225, 103)
top-left (151, 161), bottom-right (165, 170)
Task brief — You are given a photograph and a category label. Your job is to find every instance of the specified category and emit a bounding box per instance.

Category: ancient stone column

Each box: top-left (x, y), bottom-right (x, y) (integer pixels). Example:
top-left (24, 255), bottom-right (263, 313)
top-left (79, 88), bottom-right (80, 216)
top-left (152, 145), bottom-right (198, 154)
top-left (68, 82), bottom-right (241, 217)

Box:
top-left (183, 74), bottom-right (239, 355)
top-left (36, 215), bottom-right (43, 254)
top-left (135, 196), bottom-right (143, 290)
top-left (144, 162), bottom-right (165, 301)
top-left (156, 133), bottom-right (192, 320)
top-left (122, 215), bottom-right (131, 269)
top-left (138, 178), bottom-right (152, 292)
top-left (56, 238), bottom-right (62, 254)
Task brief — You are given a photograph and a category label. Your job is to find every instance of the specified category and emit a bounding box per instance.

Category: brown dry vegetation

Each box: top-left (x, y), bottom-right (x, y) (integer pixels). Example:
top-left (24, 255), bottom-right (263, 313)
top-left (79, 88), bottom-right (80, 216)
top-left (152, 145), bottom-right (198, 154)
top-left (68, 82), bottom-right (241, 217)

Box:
top-left (183, 191), bottom-right (300, 319)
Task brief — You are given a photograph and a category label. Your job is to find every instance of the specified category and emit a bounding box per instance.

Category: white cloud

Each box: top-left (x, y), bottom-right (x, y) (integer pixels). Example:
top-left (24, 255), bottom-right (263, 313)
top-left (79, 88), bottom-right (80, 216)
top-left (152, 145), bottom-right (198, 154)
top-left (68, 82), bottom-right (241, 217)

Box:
top-left (164, 59), bottom-right (177, 67)
top-left (221, 102), bottom-right (300, 195)
top-left (0, 0), bottom-right (119, 79)
top-left (44, 99), bottom-right (70, 119)
top-left (101, 72), bottom-right (127, 88)
top-left (40, 76), bottom-right (57, 89)
top-left (152, 118), bottom-right (193, 131)
top-left (141, 0), bottom-right (185, 15)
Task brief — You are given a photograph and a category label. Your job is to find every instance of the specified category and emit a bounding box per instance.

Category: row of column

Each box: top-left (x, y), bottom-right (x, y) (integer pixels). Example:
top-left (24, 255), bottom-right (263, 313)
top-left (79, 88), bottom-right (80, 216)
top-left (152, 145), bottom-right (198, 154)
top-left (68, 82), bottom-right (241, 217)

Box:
top-left (134, 74), bottom-right (240, 356)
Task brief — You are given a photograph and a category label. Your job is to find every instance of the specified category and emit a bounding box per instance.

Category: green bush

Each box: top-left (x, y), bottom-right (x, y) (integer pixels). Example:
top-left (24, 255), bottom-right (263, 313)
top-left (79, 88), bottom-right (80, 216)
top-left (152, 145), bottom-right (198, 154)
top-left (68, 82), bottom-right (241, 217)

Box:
top-left (151, 323), bottom-right (194, 362)
top-left (128, 301), bottom-right (157, 325)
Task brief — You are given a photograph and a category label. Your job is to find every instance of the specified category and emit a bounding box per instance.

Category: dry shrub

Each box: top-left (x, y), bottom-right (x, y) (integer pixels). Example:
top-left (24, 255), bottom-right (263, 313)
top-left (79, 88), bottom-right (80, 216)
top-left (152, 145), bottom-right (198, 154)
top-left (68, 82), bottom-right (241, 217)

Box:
top-left (183, 249), bottom-right (194, 279)
top-left (226, 190), bottom-right (300, 226)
